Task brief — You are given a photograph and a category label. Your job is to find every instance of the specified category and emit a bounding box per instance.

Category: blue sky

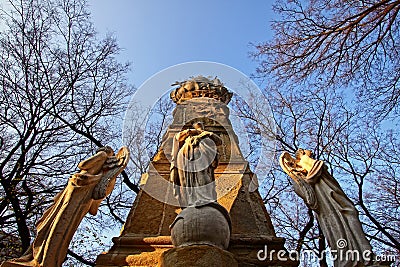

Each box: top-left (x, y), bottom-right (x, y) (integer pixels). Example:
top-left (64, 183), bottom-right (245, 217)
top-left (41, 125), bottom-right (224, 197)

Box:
top-left (87, 0), bottom-right (274, 87)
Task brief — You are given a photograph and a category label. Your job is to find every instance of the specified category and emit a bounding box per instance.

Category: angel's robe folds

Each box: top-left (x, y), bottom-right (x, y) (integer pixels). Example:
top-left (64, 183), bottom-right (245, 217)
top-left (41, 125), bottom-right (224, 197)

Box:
top-left (280, 152), bottom-right (373, 267)
top-left (305, 161), bottom-right (372, 267)
top-left (2, 147), bottom-right (129, 267)
top-left (32, 173), bottom-right (105, 266)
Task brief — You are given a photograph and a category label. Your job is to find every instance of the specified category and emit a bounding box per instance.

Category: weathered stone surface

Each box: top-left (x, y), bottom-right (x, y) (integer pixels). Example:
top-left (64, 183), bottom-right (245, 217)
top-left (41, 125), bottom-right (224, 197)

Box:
top-left (170, 203), bottom-right (231, 249)
top-left (170, 76), bottom-right (233, 104)
top-left (96, 236), bottom-right (173, 267)
top-left (159, 245), bottom-right (238, 267)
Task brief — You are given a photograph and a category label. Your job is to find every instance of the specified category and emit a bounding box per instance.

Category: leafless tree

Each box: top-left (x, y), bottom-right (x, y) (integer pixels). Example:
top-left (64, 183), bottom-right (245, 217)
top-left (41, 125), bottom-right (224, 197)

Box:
top-left (232, 82), bottom-right (399, 265)
top-left (253, 0), bottom-right (400, 119)
top-left (0, 0), bottom-right (134, 265)
top-left (248, 1), bottom-right (400, 264)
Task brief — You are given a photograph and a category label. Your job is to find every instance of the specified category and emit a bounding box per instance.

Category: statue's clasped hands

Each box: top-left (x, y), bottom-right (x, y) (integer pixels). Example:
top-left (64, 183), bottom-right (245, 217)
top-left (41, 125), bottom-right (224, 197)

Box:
top-left (103, 155), bottom-right (124, 171)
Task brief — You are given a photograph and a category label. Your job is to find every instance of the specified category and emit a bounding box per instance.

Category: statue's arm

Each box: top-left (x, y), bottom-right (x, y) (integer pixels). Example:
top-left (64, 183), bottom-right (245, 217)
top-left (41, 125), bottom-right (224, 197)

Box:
top-left (176, 129), bottom-right (195, 142)
top-left (70, 173), bottom-right (103, 186)
top-left (304, 160), bottom-right (324, 185)
top-left (279, 152), bottom-right (318, 210)
top-left (78, 151), bottom-right (108, 171)
top-left (199, 131), bottom-right (222, 146)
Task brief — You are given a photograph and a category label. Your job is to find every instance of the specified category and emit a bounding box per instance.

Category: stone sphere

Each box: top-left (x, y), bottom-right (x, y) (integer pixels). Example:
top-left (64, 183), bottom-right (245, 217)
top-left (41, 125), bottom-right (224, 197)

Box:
top-left (170, 203), bottom-right (231, 250)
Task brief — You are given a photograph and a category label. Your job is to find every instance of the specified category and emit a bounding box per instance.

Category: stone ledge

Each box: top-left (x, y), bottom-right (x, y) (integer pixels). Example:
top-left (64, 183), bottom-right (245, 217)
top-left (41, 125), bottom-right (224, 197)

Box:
top-left (111, 235), bottom-right (172, 246)
top-left (158, 245), bottom-right (238, 267)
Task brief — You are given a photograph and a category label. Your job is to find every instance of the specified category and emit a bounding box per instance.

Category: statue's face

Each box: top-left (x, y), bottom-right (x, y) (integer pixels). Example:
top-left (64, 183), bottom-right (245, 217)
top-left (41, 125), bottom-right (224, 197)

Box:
top-left (296, 148), bottom-right (313, 161)
top-left (193, 122), bottom-right (204, 131)
top-left (295, 149), bottom-right (304, 160)
top-left (304, 150), bottom-right (312, 157)
top-left (97, 146), bottom-right (114, 156)
top-left (106, 150), bottom-right (114, 157)
top-left (104, 147), bottom-right (115, 157)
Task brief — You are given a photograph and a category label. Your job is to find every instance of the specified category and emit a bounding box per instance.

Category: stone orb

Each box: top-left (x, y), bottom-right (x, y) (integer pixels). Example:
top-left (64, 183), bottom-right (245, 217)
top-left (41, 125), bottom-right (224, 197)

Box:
top-left (170, 203), bottom-right (231, 250)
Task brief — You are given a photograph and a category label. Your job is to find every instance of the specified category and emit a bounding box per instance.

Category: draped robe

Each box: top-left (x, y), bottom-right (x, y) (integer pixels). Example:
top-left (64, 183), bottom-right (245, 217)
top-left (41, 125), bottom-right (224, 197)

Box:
top-left (170, 129), bottom-right (221, 207)
top-left (280, 151), bottom-right (373, 267)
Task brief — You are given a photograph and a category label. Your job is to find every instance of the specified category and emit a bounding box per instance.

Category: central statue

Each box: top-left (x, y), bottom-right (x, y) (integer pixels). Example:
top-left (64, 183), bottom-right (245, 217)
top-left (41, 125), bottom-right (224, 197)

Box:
top-left (167, 79), bottom-right (232, 259)
top-left (169, 121), bottom-right (231, 252)
top-left (170, 121), bottom-right (222, 207)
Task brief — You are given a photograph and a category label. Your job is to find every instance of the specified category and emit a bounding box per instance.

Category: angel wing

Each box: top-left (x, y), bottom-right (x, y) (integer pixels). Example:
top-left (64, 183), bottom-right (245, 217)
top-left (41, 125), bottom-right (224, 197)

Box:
top-left (279, 152), bottom-right (318, 210)
top-left (92, 146), bottom-right (130, 200)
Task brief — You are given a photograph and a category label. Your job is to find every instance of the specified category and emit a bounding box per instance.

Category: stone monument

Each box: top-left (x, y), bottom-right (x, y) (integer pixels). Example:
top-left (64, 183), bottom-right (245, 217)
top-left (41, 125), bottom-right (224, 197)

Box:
top-left (96, 76), bottom-right (297, 267)
top-left (1, 146), bottom-right (130, 267)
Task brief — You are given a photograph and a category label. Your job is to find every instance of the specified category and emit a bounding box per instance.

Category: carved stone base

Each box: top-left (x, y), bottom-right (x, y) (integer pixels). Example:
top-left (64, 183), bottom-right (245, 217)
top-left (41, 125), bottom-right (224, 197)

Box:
top-left (96, 236), bottom-right (173, 267)
top-left (228, 235), bottom-right (298, 266)
top-left (158, 245), bottom-right (238, 267)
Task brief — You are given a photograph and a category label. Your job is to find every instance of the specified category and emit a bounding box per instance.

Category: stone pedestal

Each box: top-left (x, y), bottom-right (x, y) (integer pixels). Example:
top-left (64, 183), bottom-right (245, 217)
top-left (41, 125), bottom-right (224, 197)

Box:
top-left (96, 94), bottom-right (298, 266)
top-left (159, 245), bottom-right (238, 267)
